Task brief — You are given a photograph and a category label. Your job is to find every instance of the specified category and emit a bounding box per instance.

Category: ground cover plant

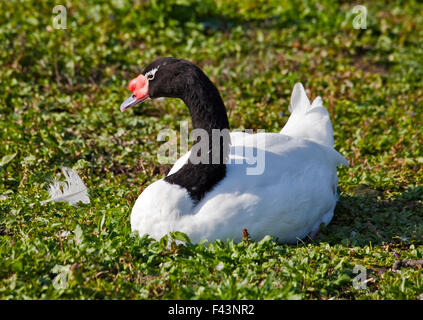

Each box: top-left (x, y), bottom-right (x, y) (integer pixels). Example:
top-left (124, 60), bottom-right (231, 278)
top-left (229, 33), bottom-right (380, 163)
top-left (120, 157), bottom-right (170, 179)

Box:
top-left (0, 0), bottom-right (422, 299)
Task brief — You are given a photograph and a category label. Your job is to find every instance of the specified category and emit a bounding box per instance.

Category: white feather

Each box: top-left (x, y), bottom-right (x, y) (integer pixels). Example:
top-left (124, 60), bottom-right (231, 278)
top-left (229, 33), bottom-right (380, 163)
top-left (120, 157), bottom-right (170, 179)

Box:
top-left (42, 167), bottom-right (90, 206)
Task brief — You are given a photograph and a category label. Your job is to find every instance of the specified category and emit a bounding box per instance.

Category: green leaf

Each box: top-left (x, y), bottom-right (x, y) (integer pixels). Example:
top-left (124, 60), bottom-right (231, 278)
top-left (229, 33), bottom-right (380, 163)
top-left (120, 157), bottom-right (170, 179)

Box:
top-left (11, 261), bottom-right (23, 272)
top-left (0, 153), bottom-right (17, 167)
top-left (74, 225), bottom-right (84, 244)
top-left (159, 234), bottom-right (169, 249)
top-left (169, 231), bottom-right (191, 244)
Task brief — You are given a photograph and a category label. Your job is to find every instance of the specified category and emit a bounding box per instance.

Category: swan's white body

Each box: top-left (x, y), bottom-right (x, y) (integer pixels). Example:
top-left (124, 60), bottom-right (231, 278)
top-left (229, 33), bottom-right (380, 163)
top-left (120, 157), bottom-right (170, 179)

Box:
top-left (131, 83), bottom-right (348, 243)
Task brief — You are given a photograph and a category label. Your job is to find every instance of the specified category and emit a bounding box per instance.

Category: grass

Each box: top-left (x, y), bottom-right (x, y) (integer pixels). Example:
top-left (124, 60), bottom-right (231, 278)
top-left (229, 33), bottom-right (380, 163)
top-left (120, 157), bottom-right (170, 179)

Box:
top-left (0, 0), bottom-right (422, 299)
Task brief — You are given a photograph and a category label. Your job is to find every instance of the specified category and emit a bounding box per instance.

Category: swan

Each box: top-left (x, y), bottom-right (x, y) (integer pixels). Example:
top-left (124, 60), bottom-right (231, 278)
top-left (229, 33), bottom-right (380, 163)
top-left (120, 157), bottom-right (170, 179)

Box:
top-left (120, 57), bottom-right (348, 243)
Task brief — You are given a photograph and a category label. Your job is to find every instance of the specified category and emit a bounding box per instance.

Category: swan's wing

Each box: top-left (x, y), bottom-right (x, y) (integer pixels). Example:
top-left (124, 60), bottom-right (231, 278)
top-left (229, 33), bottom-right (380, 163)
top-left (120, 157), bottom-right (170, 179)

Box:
top-left (167, 131), bottom-right (253, 176)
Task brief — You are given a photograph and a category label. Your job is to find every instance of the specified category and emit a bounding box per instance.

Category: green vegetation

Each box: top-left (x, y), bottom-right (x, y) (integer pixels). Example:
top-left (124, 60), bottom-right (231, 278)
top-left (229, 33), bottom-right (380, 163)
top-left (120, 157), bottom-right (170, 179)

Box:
top-left (0, 0), bottom-right (422, 299)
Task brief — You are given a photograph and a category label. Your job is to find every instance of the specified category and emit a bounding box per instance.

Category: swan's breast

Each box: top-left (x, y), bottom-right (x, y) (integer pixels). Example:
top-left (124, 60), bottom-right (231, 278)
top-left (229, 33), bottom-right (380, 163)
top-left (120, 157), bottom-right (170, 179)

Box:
top-left (130, 180), bottom-right (194, 239)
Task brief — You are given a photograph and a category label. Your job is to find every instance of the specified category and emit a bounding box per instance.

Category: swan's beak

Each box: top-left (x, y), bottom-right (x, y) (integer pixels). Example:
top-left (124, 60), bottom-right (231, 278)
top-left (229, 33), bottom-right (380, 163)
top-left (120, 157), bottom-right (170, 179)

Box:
top-left (120, 94), bottom-right (149, 112)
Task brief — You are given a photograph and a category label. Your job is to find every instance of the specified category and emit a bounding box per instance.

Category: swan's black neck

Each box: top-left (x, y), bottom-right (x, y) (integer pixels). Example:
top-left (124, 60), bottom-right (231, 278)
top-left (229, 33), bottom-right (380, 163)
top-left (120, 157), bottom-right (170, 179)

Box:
top-left (164, 69), bottom-right (230, 202)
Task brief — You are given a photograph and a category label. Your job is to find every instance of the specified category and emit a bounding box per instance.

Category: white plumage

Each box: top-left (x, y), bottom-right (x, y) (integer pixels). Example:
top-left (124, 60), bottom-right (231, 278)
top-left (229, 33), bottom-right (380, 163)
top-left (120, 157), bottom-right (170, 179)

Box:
top-left (131, 83), bottom-right (348, 243)
top-left (42, 167), bottom-right (90, 206)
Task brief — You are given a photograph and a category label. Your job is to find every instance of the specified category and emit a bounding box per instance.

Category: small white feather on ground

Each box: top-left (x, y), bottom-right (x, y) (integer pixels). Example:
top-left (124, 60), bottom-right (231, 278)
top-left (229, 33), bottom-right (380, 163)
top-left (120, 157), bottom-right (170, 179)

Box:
top-left (42, 167), bottom-right (90, 206)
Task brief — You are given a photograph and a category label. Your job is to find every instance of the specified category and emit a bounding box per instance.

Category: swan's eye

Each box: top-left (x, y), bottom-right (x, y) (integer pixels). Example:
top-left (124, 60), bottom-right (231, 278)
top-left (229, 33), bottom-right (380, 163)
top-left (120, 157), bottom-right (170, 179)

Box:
top-left (145, 66), bottom-right (160, 81)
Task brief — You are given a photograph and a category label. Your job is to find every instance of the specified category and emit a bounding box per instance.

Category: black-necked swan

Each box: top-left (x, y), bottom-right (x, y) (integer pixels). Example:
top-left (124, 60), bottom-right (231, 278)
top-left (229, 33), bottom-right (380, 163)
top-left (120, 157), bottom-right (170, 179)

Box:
top-left (120, 57), bottom-right (348, 243)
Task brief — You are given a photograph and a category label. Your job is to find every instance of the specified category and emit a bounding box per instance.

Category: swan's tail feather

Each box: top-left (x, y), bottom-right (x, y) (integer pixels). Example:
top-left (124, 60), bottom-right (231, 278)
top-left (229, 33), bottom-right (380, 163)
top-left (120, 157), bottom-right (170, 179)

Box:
top-left (288, 83), bottom-right (310, 114)
top-left (280, 83), bottom-right (334, 148)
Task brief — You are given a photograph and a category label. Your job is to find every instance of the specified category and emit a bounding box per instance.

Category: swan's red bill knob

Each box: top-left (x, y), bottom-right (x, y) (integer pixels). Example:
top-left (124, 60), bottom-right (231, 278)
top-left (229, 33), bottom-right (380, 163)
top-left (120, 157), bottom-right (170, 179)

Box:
top-left (120, 74), bottom-right (149, 112)
top-left (128, 74), bottom-right (146, 92)
top-left (128, 74), bottom-right (148, 100)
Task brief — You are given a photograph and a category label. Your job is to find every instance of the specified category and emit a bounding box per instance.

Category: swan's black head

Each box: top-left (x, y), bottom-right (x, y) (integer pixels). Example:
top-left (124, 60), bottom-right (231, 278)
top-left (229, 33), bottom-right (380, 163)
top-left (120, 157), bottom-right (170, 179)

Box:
top-left (121, 57), bottom-right (229, 133)
top-left (120, 57), bottom-right (205, 111)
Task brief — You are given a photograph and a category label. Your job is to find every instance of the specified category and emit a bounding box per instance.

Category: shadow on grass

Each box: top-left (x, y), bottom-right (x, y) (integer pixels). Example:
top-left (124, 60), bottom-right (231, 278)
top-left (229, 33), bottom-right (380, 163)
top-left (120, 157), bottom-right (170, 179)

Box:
top-left (316, 185), bottom-right (423, 247)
